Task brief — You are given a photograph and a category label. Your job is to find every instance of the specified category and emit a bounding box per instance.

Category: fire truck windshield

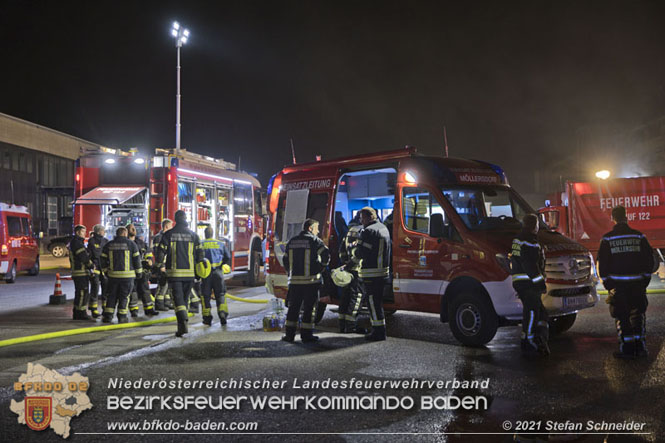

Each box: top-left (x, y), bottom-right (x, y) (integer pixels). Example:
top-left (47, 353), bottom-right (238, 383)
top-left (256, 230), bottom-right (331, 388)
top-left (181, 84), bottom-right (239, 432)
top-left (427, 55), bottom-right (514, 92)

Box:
top-left (442, 186), bottom-right (532, 231)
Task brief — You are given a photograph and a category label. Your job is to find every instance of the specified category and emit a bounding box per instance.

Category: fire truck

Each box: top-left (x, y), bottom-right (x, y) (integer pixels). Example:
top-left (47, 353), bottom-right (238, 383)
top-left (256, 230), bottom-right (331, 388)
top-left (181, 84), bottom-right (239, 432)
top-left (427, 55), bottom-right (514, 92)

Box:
top-left (539, 177), bottom-right (665, 258)
top-left (73, 148), bottom-right (266, 285)
top-left (265, 147), bottom-right (599, 346)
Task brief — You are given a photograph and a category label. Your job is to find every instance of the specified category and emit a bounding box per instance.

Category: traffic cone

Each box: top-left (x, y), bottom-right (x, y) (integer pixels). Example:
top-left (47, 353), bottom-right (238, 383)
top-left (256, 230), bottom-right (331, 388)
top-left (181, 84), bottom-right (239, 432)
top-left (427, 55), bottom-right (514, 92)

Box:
top-left (49, 273), bottom-right (67, 305)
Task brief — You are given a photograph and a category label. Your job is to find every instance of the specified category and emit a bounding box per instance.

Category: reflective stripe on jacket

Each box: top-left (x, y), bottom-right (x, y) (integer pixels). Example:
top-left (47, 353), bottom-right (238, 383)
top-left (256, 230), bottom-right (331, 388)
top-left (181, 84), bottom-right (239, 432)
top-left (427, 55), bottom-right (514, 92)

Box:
top-left (283, 230), bottom-right (330, 285)
top-left (358, 220), bottom-right (391, 279)
top-left (101, 237), bottom-right (142, 279)
top-left (154, 222), bottom-right (204, 280)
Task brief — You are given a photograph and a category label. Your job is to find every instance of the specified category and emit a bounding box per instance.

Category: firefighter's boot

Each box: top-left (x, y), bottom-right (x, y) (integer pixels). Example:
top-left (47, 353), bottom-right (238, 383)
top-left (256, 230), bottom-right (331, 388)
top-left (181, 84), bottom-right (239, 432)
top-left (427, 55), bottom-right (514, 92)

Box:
top-left (155, 298), bottom-right (167, 311)
top-left (144, 308), bottom-right (159, 317)
top-left (301, 329), bottom-right (320, 343)
top-left (189, 301), bottom-right (200, 314)
top-left (339, 319), bottom-right (348, 333)
top-left (365, 325), bottom-right (386, 342)
top-left (202, 315), bottom-right (213, 326)
top-left (281, 326), bottom-right (296, 343)
top-left (219, 311), bottom-right (228, 325)
top-left (117, 315), bottom-right (129, 324)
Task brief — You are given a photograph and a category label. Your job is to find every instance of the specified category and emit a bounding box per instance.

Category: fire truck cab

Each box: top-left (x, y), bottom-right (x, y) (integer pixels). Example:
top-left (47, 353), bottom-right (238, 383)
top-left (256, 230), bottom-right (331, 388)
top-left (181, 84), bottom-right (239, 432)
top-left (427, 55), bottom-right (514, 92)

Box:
top-left (265, 147), bottom-right (599, 346)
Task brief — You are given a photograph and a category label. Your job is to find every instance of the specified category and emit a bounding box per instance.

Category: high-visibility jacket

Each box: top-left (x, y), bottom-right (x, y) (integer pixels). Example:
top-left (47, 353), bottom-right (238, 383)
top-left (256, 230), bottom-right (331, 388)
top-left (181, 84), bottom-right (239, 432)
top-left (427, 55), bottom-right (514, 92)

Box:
top-left (340, 225), bottom-right (362, 272)
top-left (510, 230), bottom-right (546, 293)
top-left (87, 233), bottom-right (108, 276)
top-left (283, 230), bottom-right (330, 285)
top-left (155, 222), bottom-right (204, 280)
top-left (202, 238), bottom-right (231, 268)
top-left (69, 235), bottom-right (93, 277)
top-left (598, 222), bottom-right (654, 290)
top-left (358, 220), bottom-right (391, 279)
top-left (101, 237), bottom-right (143, 279)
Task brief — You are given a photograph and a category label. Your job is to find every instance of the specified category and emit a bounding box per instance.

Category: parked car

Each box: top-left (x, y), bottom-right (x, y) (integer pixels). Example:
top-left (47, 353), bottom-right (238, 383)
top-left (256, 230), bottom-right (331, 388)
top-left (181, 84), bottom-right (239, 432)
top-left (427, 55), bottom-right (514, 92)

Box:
top-left (47, 235), bottom-right (73, 258)
top-left (0, 203), bottom-right (40, 283)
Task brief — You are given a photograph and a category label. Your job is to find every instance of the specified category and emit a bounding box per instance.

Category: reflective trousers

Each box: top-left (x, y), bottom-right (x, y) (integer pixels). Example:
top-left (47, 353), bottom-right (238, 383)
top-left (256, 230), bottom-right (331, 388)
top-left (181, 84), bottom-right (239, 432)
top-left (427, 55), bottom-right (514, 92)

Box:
top-left (338, 270), bottom-right (362, 322)
top-left (104, 278), bottom-right (134, 319)
top-left (360, 277), bottom-right (387, 331)
top-left (285, 284), bottom-right (319, 336)
top-left (201, 269), bottom-right (228, 319)
top-left (170, 279), bottom-right (194, 324)
top-left (129, 275), bottom-right (154, 313)
top-left (609, 284), bottom-right (648, 355)
top-left (73, 276), bottom-right (90, 313)
top-left (518, 289), bottom-right (549, 350)
top-left (89, 272), bottom-right (107, 312)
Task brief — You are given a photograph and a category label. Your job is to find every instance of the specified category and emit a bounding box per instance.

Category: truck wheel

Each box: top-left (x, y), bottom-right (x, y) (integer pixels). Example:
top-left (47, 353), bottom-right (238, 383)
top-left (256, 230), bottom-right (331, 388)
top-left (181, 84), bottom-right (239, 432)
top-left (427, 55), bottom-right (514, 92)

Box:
top-left (447, 291), bottom-right (498, 346)
top-left (549, 313), bottom-right (577, 335)
top-left (50, 244), bottom-right (66, 258)
top-left (314, 302), bottom-right (327, 324)
top-left (5, 261), bottom-right (17, 283)
top-left (28, 257), bottom-right (40, 276)
top-left (246, 250), bottom-right (262, 287)
top-left (384, 309), bottom-right (397, 316)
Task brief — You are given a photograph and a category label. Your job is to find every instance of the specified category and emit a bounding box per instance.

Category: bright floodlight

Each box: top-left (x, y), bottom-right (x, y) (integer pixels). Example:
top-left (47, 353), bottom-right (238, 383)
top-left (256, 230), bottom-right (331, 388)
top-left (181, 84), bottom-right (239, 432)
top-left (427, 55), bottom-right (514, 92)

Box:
top-left (134, 158), bottom-right (145, 164)
top-left (104, 158), bottom-right (116, 165)
top-left (595, 170), bottom-right (611, 180)
top-left (171, 21), bottom-right (189, 46)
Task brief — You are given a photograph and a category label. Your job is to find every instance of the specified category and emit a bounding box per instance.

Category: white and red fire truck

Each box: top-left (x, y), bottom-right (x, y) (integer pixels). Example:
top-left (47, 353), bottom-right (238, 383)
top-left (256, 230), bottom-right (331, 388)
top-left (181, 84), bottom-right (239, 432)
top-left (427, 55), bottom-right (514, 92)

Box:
top-left (73, 148), bottom-right (265, 285)
top-left (265, 147), bottom-right (599, 345)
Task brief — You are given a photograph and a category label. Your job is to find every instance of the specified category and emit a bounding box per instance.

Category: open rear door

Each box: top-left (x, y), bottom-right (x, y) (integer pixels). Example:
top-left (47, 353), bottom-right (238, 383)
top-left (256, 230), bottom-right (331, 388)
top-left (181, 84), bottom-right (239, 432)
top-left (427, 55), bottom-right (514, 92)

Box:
top-left (75, 186), bottom-right (146, 205)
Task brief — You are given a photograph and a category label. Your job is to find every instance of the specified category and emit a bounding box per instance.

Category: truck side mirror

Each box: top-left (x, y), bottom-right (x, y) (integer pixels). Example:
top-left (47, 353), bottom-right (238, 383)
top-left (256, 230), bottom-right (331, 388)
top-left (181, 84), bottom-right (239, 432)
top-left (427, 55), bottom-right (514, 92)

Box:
top-left (429, 213), bottom-right (445, 238)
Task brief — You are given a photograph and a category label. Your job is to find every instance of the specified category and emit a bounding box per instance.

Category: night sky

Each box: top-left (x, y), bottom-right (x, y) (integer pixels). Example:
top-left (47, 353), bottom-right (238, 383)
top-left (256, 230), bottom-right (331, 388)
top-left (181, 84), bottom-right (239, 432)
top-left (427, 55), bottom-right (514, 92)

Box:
top-left (2, 0), bottom-right (665, 195)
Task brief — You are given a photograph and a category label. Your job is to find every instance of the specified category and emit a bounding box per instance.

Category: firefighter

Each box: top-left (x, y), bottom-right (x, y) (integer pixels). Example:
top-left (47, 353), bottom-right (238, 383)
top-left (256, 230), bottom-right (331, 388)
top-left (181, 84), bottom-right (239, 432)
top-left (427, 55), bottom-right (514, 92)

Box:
top-left (357, 207), bottom-right (391, 341)
top-left (511, 213), bottom-right (549, 356)
top-left (282, 218), bottom-right (330, 343)
top-left (598, 205), bottom-right (654, 359)
top-left (69, 225), bottom-right (94, 320)
top-left (87, 224), bottom-right (108, 318)
top-left (155, 210), bottom-right (205, 337)
top-left (201, 226), bottom-right (231, 326)
top-left (337, 223), bottom-right (364, 333)
top-left (100, 227), bottom-right (142, 324)
top-left (127, 224), bottom-right (158, 316)
top-left (152, 219), bottom-right (173, 311)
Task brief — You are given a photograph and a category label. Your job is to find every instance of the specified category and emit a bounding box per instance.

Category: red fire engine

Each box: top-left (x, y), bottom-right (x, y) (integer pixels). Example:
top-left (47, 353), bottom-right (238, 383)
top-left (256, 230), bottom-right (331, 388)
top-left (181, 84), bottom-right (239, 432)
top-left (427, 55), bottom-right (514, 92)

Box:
top-left (265, 147), bottom-right (600, 345)
top-left (73, 148), bottom-right (265, 285)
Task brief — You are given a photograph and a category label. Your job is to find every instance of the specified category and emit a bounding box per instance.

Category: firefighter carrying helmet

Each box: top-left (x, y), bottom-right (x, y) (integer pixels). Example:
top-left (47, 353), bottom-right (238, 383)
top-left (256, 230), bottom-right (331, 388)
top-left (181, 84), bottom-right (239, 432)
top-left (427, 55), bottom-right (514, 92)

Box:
top-left (195, 258), bottom-right (212, 279)
top-left (331, 266), bottom-right (353, 287)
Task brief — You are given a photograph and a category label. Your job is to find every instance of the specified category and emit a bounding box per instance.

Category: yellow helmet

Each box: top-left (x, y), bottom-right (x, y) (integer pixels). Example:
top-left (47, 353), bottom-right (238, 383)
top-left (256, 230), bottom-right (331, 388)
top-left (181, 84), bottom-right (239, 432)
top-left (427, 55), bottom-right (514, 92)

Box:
top-left (195, 259), bottom-right (212, 279)
top-left (222, 264), bottom-right (231, 274)
top-left (331, 267), bottom-right (353, 287)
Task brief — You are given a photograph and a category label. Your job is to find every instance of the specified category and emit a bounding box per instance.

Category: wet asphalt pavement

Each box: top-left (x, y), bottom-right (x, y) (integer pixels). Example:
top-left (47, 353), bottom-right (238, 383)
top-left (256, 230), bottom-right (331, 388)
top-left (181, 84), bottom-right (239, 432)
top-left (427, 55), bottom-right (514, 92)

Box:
top-left (1, 274), bottom-right (664, 442)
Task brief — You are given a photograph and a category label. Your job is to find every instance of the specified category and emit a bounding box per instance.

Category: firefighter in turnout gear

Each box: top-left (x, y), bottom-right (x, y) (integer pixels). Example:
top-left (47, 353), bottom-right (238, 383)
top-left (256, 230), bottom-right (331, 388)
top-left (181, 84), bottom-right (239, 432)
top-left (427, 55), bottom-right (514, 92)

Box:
top-left (87, 224), bottom-right (108, 318)
top-left (155, 210), bottom-right (205, 337)
top-left (282, 219), bottom-right (330, 343)
top-left (152, 219), bottom-right (173, 311)
top-left (358, 207), bottom-right (391, 341)
top-left (69, 225), bottom-right (95, 320)
top-left (337, 222), bottom-right (364, 333)
top-left (126, 224), bottom-right (158, 316)
top-left (598, 205), bottom-right (654, 359)
top-left (100, 227), bottom-right (143, 323)
top-left (511, 213), bottom-right (550, 357)
top-left (201, 227), bottom-right (231, 326)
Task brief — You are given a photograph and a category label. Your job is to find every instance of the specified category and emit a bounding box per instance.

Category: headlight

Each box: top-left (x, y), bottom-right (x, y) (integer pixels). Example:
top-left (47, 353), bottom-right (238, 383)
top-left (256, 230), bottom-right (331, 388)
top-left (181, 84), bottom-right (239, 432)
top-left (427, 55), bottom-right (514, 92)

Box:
top-left (589, 253), bottom-right (599, 281)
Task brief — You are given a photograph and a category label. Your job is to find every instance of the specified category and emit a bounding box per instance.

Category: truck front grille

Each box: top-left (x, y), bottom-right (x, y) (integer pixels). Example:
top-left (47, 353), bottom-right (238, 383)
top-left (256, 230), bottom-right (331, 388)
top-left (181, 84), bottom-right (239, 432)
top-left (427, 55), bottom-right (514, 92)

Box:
top-left (545, 255), bottom-right (592, 281)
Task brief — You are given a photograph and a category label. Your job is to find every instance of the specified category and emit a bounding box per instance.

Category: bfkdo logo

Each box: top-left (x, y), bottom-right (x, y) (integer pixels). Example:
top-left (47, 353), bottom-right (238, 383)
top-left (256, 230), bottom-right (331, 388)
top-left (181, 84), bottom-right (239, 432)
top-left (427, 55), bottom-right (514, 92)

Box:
top-left (10, 363), bottom-right (93, 439)
top-left (25, 397), bottom-right (52, 431)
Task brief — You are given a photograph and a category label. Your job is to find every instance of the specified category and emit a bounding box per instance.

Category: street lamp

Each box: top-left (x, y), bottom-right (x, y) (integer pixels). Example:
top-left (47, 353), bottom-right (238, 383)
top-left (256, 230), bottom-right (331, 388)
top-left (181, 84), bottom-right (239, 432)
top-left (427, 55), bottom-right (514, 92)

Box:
top-left (171, 21), bottom-right (189, 155)
top-left (595, 170), bottom-right (611, 180)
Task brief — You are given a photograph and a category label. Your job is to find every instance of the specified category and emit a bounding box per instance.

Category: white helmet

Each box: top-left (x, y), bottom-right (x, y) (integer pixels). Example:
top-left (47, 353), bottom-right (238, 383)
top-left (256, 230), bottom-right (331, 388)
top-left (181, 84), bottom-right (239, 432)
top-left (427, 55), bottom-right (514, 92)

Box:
top-left (331, 267), bottom-right (353, 287)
